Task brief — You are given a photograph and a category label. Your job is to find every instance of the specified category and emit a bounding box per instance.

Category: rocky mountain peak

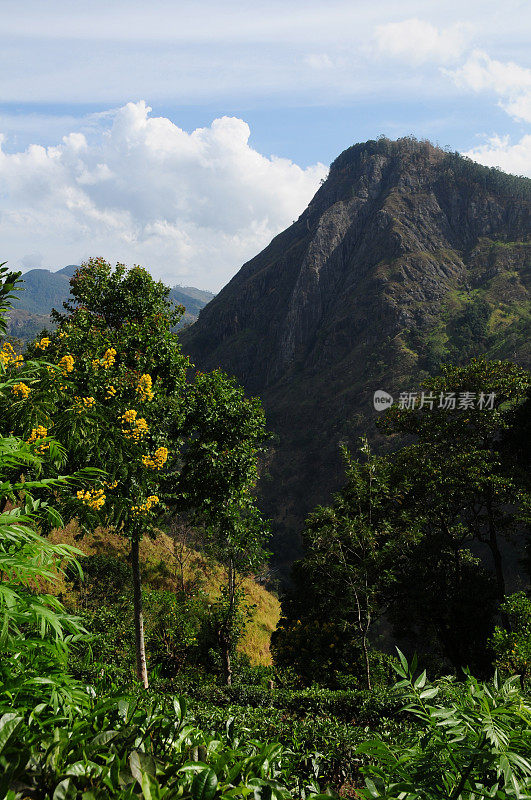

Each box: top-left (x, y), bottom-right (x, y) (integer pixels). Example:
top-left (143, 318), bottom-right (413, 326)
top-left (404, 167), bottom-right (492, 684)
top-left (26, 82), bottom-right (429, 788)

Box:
top-left (181, 138), bottom-right (530, 567)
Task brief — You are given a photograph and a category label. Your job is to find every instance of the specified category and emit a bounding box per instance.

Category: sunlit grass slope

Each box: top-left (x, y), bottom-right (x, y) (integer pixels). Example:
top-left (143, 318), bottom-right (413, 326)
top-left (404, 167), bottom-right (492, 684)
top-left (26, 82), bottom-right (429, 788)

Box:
top-left (49, 522), bottom-right (280, 665)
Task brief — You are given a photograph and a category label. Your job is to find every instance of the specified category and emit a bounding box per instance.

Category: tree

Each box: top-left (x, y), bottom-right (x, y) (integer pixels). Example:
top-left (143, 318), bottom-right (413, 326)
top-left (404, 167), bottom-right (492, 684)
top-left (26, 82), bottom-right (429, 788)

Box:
top-left (201, 503), bottom-right (269, 685)
top-left (0, 264), bottom-right (96, 716)
top-left (380, 359), bottom-right (531, 621)
top-left (2, 257), bottom-right (268, 689)
top-left (273, 439), bottom-right (401, 689)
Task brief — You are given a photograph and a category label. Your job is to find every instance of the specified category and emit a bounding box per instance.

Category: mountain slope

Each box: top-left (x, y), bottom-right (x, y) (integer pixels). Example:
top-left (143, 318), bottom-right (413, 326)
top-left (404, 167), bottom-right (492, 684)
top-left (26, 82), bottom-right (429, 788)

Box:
top-left (181, 137), bottom-right (531, 567)
top-left (4, 266), bottom-right (214, 341)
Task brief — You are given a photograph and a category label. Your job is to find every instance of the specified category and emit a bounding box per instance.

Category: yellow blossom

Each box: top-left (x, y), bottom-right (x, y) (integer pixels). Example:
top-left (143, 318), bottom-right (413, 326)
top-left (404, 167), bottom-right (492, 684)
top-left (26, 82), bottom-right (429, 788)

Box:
top-left (58, 354), bottom-right (74, 375)
top-left (142, 446), bottom-right (169, 470)
top-left (58, 330), bottom-right (68, 339)
top-left (101, 348), bottom-right (117, 369)
top-left (74, 395), bottom-right (96, 413)
top-left (27, 425), bottom-right (49, 453)
top-left (134, 418), bottom-right (148, 438)
top-left (132, 495), bottom-right (160, 515)
top-left (35, 337), bottom-right (51, 350)
top-left (136, 373), bottom-right (154, 402)
top-left (76, 487), bottom-right (106, 510)
top-left (28, 425), bottom-right (48, 442)
top-left (0, 342), bottom-right (24, 369)
top-left (91, 359), bottom-right (100, 370)
top-left (121, 409), bottom-right (148, 440)
top-left (12, 382), bottom-right (31, 400)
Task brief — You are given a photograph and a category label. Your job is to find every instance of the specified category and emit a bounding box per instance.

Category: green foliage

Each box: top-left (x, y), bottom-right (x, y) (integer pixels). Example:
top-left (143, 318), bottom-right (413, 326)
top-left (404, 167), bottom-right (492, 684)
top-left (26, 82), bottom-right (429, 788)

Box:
top-left (0, 446), bottom-right (90, 715)
top-left (0, 334), bottom-right (95, 710)
top-left (491, 593), bottom-right (531, 688)
top-left (379, 359), bottom-right (531, 671)
top-left (0, 262), bottom-right (22, 338)
top-left (189, 696), bottom-right (375, 791)
top-left (183, 682), bottom-right (404, 725)
top-left (358, 653), bottom-right (531, 799)
top-left (145, 588), bottom-right (206, 678)
top-left (199, 504), bottom-right (270, 685)
top-left (423, 295), bottom-right (494, 372)
top-left (0, 266), bottom-right (327, 798)
top-left (1, 690), bottom-right (330, 799)
top-left (273, 439), bottom-right (401, 688)
top-left (52, 258), bottom-right (184, 330)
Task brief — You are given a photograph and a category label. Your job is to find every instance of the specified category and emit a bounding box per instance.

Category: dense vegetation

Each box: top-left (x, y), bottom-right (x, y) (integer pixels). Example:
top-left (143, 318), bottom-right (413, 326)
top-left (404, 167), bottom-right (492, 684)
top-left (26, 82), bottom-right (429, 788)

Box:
top-left (1, 259), bottom-right (530, 798)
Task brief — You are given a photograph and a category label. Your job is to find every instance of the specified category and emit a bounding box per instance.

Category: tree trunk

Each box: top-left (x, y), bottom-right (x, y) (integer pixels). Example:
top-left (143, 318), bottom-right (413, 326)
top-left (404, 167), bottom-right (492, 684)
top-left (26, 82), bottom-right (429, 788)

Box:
top-left (131, 531), bottom-right (149, 689)
top-left (353, 586), bottom-right (372, 690)
top-left (222, 640), bottom-right (232, 687)
top-left (362, 633), bottom-right (371, 691)
top-left (222, 556), bottom-right (235, 687)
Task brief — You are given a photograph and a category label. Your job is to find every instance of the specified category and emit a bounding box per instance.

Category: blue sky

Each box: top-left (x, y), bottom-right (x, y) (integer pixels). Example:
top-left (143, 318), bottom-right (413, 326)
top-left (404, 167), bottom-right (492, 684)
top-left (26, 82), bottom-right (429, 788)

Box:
top-left (1, 0), bottom-right (529, 290)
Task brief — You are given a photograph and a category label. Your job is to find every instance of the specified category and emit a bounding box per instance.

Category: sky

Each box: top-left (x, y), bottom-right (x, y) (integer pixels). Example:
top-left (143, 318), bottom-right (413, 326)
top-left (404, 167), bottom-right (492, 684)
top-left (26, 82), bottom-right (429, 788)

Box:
top-left (1, 0), bottom-right (530, 291)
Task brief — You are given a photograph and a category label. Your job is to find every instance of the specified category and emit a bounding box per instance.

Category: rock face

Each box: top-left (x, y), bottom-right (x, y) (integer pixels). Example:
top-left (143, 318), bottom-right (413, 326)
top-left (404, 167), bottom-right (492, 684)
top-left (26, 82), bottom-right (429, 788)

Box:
top-left (181, 137), bottom-right (531, 569)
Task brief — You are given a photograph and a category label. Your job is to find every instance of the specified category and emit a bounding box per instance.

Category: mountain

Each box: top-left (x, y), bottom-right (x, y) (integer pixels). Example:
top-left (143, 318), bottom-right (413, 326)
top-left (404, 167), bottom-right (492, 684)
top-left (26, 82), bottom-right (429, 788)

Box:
top-left (181, 137), bottom-right (531, 568)
top-left (4, 265), bottom-right (214, 342)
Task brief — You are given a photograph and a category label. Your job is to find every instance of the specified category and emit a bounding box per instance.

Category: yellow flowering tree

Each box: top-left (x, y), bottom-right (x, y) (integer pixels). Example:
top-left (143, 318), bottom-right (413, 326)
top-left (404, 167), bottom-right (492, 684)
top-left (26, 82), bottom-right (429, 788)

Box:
top-left (7, 257), bottom-right (268, 689)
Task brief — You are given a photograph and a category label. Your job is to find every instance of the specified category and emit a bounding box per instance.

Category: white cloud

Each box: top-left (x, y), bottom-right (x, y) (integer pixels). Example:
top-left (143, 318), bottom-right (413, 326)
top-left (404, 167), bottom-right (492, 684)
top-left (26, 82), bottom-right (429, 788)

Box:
top-left (447, 49), bottom-right (531, 122)
top-left (463, 133), bottom-right (531, 177)
top-left (375, 18), bottom-right (469, 64)
top-left (449, 50), bottom-right (531, 95)
top-left (0, 102), bottom-right (326, 291)
top-left (304, 53), bottom-right (335, 70)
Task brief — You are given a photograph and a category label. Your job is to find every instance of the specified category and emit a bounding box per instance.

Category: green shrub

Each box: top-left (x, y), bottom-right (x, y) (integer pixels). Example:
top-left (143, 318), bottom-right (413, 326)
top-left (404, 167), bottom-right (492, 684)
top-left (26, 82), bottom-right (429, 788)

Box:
top-left (1, 692), bottom-right (332, 798)
top-left (490, 592), bottom-right (531, 688)
top-left (357, 652), bottom-right (531, 799)
top-left (164, 681), bottom-right (404, 725)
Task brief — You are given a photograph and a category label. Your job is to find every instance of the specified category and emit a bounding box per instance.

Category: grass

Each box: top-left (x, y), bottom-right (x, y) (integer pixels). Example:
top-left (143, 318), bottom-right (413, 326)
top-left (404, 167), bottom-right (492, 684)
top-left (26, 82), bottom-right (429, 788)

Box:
top-left (49, 522), bottom-right (281, 666)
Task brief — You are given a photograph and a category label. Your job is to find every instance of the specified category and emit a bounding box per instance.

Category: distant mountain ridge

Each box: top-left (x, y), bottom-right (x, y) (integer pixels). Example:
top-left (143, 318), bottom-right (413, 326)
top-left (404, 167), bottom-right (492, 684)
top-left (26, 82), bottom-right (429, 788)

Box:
top-left (4, 265), bottom-right (215, 341)
top-left (181, 137), bottom-right (531, 567)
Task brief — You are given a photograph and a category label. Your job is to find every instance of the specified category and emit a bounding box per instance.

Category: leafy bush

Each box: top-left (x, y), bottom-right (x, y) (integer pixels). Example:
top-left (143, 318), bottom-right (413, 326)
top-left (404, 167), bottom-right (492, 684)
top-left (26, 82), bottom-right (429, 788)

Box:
top-left (357, 652), bottom-right (531, 799)
top-left (163, 681), bottom-right (404, 725)
top-left (189, 697), bottom-right (382, 791)
top-left (1, 692), bottom-right (333, 799)
top-left (491, 592), bottom-right (531, 688)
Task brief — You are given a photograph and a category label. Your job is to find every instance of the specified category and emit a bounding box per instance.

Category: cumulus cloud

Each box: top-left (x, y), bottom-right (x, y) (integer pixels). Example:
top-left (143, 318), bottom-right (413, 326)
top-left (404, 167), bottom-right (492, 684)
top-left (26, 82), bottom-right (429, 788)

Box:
top-left (447, 49), bottom-right (531, 122)
top-left (374, 18), bottom-right (469, 64)
top-left (463, 134), bottom-right (531, 177)
top-left (0, 102), bottom-right (326, 290)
